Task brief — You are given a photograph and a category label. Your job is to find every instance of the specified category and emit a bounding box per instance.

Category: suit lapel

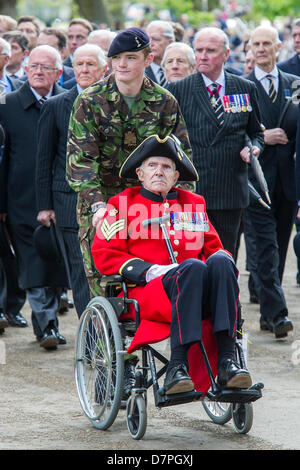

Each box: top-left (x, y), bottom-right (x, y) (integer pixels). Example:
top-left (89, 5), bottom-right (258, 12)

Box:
top-left (276, 70), bottom-right (293, 128)
top-left (17, 81), bottom-right (39, 110)
top-left (192, 73), bottom-right (220, 129)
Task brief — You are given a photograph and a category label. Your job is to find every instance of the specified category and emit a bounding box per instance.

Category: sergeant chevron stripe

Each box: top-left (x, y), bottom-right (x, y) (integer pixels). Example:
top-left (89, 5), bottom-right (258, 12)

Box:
top-left (101, 218), bottom-right (126, 241)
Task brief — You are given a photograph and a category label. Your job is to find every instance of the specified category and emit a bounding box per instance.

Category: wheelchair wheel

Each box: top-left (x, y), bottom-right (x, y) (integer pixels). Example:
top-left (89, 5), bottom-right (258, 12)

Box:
top-left (75, 296), bottom-right (124, 430)
top-left (202, 399), bottom-right (232, 425)
top-left (126, 394), bottom-right (147, 440)
top-left (231, 402), bottom-right (253, 434)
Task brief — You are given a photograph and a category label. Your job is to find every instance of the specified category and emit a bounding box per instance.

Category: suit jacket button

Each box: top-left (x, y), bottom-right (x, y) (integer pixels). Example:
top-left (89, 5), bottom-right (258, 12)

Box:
top-left (173, 240), bottom-right (179, 245)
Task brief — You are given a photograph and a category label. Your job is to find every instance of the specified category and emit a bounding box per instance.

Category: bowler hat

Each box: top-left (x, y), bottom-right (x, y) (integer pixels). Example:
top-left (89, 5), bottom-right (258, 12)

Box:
top-left (293, 232), bottom-right (300, 258)
top-left (0, 220), bottom-right (15, 259)
top-left (33, 221), bottom-right (72, 287)
top-left (107, 27), bottom-right (150, 57)
top-left (119, 134), bottom-right (199, 182)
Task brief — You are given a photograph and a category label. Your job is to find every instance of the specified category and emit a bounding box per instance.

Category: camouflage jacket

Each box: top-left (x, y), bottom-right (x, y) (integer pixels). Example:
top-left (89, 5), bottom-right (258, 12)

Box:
top-left (66, 74), bottom-right (192, 209)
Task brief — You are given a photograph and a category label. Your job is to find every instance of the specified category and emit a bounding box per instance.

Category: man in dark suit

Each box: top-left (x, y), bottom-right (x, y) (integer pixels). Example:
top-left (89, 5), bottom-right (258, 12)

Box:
top-left (37, 27), bottom-right (75, 87)
top-left (245, 26), bottom-right (298, 338)
top-left (63, 18), bottom-right (93, 68)
top-left (0, 45), bottom-right (68, 350)
top-left (167, 27), bottom-right (264, 259)
top-left (296, 104), bottom-right (300, 235)
top-left (277, 18), bottom-right (300, 77)
top-left (36, 44), bottom-right (108, 318)
top-left (3, 31), bottom-right (29, 81)
top-left (0, 50), bottom-right (27, 330)
top-left (278, 18), bottom-right (300, 285)
top-left (145, 20), bottom-right (174, 86)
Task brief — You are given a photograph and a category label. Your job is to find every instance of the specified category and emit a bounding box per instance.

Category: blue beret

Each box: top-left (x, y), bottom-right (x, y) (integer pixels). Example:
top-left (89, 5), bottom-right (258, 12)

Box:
top-left (107, 27), bottom-right (150, 57)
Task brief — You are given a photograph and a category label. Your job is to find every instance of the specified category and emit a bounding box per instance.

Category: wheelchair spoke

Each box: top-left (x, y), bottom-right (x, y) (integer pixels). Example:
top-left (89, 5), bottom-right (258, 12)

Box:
top-left (75, 297), bottom-right (124, 430)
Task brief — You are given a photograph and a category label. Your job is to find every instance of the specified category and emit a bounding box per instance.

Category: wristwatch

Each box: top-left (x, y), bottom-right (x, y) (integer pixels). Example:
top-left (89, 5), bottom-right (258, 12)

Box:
top-left (91, 203), bottom-right (106, 214)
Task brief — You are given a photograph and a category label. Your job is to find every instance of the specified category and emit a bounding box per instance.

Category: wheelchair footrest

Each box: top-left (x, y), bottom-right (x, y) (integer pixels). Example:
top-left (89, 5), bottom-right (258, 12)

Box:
top-left (206, 382), bottom-right (264, 404)
top-left (156, 389), bottom-right (203, 408)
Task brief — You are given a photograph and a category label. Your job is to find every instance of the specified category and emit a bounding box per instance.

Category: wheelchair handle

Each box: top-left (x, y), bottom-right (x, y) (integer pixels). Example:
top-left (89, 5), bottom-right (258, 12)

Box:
top-left (142, 214), bottom-right (177, 264)
top-left (141, 214), bottom-right (170, 227)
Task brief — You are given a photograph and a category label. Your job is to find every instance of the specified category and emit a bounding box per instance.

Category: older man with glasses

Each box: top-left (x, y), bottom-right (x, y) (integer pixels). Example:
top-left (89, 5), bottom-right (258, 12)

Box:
top-left (0, 45), bottom-right (68, 351)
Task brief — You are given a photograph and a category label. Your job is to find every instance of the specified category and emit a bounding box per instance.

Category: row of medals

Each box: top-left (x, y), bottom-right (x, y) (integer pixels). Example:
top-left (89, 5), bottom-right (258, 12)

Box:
top-left (211, 94), bottom-right (252, 113)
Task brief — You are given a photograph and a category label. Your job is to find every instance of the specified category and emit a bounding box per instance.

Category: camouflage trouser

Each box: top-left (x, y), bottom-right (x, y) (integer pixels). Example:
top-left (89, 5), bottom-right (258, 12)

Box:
top-left (77, 200), bottom-right (104, 298)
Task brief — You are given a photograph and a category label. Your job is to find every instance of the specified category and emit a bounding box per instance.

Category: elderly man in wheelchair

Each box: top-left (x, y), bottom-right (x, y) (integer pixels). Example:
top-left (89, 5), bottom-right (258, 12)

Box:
top-left (91, 134), bottom-right (252, 398)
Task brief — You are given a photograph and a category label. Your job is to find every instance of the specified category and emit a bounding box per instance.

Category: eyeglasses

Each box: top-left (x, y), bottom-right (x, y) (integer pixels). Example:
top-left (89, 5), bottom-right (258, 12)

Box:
top-left (27, 64), bottom-right (58, 72)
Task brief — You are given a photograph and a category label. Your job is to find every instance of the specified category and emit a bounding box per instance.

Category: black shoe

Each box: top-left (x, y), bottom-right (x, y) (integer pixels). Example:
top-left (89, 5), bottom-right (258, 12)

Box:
top-left (6, 313), bottom-right (28, 327)
top-left (0, 312), bottom-right (9, 329)
top-left (40, 327), bottom-right (58, 350)
top-left (164, 364), bottom-right (194, 395)
top-left (260, 316), bottom-right (272, 332)
top-left (272, 315), bottom-right (293, 339)
top-left (59, 291), bottom-right (73, 314)
top-left (122, 357), bottom-right (138, 401)
top-left (217, 358), bottom-right (252, 389)
top-left (55, 330), bottom-right (67, 345)
top-left (296, 272), bottom-right (300, 286)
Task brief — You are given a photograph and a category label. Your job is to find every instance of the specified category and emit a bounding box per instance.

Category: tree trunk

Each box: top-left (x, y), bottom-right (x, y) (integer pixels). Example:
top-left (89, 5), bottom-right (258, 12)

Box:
top-left (0, 0), bottom-right (17, 16)
top-left (74, 0), bottom-right (109, 25)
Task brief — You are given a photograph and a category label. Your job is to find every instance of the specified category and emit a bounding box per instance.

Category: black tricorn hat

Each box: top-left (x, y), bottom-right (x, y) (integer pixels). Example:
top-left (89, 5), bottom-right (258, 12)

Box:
top-left (0, 220), bottom-right (15, 259)
top-left (33, 221), bottom-right (71, 287)
top-left (119, 134), bottom-right (198, 182)
top-left (107, 27), bottom-right (150, 57)
top-left (293, 232), bottom-right (300, 258)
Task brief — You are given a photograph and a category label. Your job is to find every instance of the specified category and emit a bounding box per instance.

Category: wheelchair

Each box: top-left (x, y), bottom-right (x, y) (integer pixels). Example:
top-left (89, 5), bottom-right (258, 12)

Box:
top-left (74, 274), bottom-right (264, 440)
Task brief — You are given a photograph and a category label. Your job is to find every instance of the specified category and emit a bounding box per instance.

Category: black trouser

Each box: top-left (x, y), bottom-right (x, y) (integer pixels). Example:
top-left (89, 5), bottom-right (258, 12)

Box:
top-left (60, 228), bottom-right (90, 318)
top-left (0, 257), bottom-right (26, 316)
top-left (206, 209), bottom-right (243, 261)
top-left (245, 180), bottom-right (296, 321)
top-left (162, 252), bottom-right (239, 351)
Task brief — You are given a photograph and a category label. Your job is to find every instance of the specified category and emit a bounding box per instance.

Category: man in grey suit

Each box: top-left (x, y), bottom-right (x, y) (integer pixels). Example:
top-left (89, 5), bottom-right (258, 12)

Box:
top-left (36, 44), bottom-right (108, 318)
top-left (0, 45), bottom-right (67, 350)
top-left (168, 27), bottom-right (264, 259)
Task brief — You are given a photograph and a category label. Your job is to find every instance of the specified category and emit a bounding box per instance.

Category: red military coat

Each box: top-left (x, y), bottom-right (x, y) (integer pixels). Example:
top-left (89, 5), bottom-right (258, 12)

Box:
top-left (92, 186), bottom-right (229, 393)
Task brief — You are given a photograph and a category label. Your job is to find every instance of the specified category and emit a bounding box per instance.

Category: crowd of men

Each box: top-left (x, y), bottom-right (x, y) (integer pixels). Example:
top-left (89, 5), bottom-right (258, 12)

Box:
top-left (0, 12), bottom-right (299, 357)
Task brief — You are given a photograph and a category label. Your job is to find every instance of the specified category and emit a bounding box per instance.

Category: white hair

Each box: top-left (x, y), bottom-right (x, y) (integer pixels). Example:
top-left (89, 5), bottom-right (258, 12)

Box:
top-left (249, 25), bottom-right (281, 46)
top-left (194, 27), bottom-right (230, 50)
top-left (147, 20), bottom-right (175, 41)
top-left (73, 43), bottom-right (107, 68)
top-left (88, 29), bottom-right (117, 46)
top-left (29, 45), bottom-right (63, 69)
top-left (0, 37), bottom-right (11, 57)
top-left (161, 42), bottom-right (195, 68)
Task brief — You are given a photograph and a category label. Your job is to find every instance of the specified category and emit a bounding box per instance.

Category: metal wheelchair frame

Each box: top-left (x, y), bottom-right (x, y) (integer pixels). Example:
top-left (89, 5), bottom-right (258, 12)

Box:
top-left (74, 274), bottom-right (264, 440)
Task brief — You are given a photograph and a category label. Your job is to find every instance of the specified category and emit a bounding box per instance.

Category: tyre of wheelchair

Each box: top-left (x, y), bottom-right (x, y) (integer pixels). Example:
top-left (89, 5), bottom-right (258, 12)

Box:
top-left (75, 296), bottom-right (124, 430)
top-left (126, 394), bottom-right (147, 440)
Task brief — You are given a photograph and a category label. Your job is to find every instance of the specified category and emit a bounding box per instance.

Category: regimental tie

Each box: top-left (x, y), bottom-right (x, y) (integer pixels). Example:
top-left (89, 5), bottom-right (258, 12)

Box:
top-left (158, 67), bottom-right (168, 87)
top-left (265, 74), bottom-right (277, 103)
top-left (208, 83), bottom-right (224, 125)
top-left (39, 96), bottom-right (48, 105)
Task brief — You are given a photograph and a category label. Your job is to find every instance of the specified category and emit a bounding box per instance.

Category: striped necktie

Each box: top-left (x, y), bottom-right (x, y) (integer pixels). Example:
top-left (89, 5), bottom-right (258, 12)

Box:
top-left (265, 75), bottom-right (277, 103)
top-left (158, 67), bottom-right (168, 87)
top-left (39, 96), bottom-right (48, 105)
top-left (209, 83), bottom-right (224, 125)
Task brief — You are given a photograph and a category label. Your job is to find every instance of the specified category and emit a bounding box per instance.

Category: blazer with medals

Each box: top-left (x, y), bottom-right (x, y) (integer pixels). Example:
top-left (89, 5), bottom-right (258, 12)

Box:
top-left (92, 185), bottom-right (231, 393)
top-left (246, 68), bottom-right (298, 202)
top-left (167, 71), bottom-right (264, 210)
top-left (0, 81), bottom-right (66, 289)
